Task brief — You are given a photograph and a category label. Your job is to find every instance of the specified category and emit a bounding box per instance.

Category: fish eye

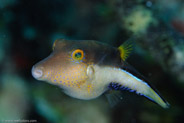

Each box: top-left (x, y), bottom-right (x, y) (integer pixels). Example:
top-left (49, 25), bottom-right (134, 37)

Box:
top-left (72, 49), bottom-right (84, 61)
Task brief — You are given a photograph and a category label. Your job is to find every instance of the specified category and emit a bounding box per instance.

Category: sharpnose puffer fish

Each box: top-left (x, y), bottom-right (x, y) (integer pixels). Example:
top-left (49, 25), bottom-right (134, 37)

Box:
top-left (32, 39), bottom-right (169, 108)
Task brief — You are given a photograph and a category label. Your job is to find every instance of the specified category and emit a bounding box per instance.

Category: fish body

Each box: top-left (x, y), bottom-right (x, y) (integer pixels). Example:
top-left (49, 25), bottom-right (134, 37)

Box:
top-left (32, 39), bottom-right (169, 108)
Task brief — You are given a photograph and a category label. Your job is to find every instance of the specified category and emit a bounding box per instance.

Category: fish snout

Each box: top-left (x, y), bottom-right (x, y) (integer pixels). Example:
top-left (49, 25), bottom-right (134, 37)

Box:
top-left (32, 66), bottom-right (43, 80)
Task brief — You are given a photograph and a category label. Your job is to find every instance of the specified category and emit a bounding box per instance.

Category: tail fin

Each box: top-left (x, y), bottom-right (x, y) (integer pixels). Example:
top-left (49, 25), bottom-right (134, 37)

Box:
top-left (107, 66), bottom-right (170, 108)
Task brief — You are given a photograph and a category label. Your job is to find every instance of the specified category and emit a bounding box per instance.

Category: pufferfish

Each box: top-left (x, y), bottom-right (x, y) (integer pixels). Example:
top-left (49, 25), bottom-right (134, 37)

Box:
top-left (32, 39), bottom-right (170, 108)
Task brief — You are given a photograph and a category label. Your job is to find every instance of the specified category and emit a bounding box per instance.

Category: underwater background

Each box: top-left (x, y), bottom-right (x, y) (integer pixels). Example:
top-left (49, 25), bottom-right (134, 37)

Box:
top-left (0, 0), bottom-right (184, 123)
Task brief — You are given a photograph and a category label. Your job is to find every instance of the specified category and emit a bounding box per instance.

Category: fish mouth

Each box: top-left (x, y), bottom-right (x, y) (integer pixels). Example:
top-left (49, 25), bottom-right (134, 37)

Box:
top-left (32, 66), bottom-right (43, 80)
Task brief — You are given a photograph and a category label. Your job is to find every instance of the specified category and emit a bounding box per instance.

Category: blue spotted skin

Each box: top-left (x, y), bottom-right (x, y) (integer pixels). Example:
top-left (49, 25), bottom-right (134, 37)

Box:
top-left (109, 82), bottom-right (135, 92)
top-left (108, 82), bottom-right (145, 97)
top-left (108, 83), bottom-right (121, 90)
top-left (32, 39), bottom-right (169, 108)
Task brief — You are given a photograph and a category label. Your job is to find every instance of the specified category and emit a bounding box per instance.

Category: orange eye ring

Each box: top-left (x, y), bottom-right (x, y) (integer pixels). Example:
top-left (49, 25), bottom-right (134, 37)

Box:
top-left (72, 49), bottom-right (84, 61)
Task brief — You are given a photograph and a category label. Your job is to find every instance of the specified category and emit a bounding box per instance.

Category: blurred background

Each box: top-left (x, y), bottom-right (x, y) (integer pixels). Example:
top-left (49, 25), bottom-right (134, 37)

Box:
top-left (0, 0), bottom-right (184, 123)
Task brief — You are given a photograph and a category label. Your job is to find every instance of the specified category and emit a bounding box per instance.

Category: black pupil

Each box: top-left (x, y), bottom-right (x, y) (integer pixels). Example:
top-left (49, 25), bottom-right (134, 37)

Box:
top-left (75, 52), bottom-right (81, 58)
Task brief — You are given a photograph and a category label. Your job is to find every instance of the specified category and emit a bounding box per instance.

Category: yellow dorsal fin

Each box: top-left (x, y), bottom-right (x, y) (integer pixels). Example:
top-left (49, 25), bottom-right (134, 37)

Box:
top-left (52, 40), bottom-right (57, 50)
top-left (118, 40), bottom-right (133, 61)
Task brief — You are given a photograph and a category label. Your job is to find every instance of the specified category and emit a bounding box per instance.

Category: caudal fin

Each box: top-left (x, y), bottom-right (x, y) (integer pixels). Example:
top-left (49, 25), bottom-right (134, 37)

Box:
top-left (106, 66), bottom-right (170, 108)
